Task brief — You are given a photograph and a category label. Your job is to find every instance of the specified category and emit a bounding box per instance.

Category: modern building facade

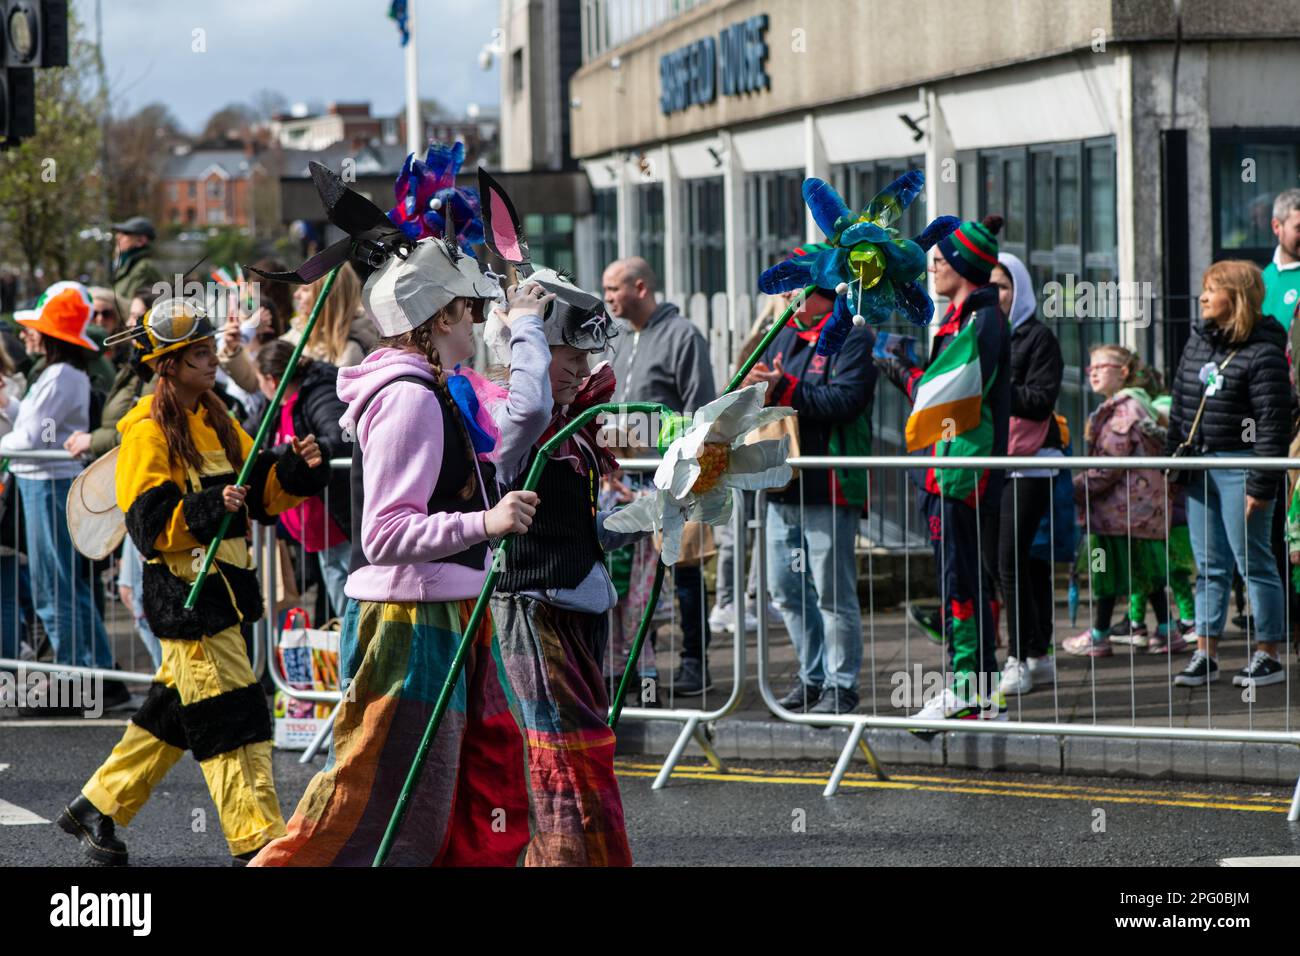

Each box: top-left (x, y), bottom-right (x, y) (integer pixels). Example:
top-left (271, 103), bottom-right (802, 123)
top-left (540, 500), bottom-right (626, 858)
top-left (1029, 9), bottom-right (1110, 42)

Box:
top-left (566, 0), bottom-right (1300, 543)
top-left (497, 0), bottom-right (594, 278)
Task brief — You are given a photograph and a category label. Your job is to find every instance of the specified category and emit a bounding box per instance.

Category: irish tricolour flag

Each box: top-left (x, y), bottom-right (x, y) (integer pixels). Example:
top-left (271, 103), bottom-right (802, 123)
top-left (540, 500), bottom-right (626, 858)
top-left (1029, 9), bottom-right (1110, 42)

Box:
top-left (905, 321), bottom-right (982, 452)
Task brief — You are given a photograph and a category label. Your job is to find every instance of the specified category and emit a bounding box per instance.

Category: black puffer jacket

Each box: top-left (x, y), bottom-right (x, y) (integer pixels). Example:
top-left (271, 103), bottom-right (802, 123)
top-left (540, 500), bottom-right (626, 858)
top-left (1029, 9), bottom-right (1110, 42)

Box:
top-left (244, 359), bottom-right (351, 536)
top-left (1009, 316), bottom-right (1064, 450)
top-left (1166, 317), bottom-right (1290, 500)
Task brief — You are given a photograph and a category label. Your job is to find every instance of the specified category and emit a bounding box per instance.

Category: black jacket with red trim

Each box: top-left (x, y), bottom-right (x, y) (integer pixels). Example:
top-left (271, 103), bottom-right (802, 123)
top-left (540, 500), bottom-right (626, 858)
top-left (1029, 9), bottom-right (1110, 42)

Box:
top-left (758, 317), bottom-right (876, 507)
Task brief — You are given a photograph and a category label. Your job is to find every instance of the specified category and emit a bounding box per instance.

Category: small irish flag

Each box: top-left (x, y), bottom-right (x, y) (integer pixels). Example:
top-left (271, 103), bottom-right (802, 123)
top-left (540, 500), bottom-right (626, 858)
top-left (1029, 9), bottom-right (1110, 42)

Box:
top-left (905, 320), bottom-right (983, 452)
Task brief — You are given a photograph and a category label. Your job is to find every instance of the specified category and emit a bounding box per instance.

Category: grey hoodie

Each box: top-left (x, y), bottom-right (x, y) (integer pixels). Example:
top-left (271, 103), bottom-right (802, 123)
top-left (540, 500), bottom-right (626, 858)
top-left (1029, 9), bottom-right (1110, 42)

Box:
top-left (610, 301), bottom-right (716, 415)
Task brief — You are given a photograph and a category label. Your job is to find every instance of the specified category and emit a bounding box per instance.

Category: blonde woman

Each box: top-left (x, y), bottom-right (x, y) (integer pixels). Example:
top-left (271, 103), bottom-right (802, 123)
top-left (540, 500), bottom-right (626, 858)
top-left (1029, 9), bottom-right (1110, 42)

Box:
top-left (280, 262), bottom-right (379, 367)
top-left (1166, 260), bottom-right (1291, 688)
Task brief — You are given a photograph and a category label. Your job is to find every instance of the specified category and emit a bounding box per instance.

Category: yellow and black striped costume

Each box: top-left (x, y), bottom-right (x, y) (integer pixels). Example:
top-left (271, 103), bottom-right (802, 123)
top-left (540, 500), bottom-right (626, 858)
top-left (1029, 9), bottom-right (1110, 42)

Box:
top-left (81, 395), bottom-right (327, 855)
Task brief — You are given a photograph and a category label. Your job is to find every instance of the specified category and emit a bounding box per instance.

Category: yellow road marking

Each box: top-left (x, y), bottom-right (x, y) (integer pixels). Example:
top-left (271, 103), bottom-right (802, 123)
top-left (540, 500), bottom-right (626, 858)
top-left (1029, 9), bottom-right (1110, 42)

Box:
top-left (613, 762), bottom-right (1291, 813)
top-left (616, 760), bottom-right (1283, 804)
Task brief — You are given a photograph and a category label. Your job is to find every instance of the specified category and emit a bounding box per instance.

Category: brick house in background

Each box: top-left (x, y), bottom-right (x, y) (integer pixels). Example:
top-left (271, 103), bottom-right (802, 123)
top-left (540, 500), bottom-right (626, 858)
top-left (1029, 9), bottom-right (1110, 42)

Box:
top-left (159, 148), bottom-right (264, 228)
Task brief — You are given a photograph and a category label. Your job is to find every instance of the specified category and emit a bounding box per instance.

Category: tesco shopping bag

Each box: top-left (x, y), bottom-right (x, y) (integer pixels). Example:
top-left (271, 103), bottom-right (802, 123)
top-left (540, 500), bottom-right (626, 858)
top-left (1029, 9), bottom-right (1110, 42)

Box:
top-left (272, 607), bottom-right (341, 750)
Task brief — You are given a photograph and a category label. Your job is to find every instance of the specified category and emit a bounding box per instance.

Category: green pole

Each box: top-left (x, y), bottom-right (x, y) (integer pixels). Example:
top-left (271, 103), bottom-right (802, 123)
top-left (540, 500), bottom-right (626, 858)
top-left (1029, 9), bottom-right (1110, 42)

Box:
top-left (183, 266), bottom-right (341, 610)
top-left (607, 560), bottom-right (665, 729)
top-left (373, 400), bottom-right (665, 866)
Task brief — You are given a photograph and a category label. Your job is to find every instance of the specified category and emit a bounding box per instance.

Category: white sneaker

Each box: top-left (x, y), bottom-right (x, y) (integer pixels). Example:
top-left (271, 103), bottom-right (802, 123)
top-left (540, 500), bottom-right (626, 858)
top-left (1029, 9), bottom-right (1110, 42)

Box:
top-left (17, 640), bottom-right (36, 662)
top-left (914, 687), bottom-right (982, 721)
top-left (737, 606), bottom-right (759, 632)
top-left (999, 656), bottom-right (1032, 695)
top-left (1026, 654), bottom-right (1056, 683)
top-left (708, 603), bottom-right (732, 633)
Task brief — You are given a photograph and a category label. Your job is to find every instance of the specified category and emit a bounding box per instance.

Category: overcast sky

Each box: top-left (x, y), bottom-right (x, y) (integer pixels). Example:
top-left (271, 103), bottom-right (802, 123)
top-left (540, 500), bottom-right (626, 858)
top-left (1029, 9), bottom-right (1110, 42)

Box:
top-left (74, 0), bottom-right (502, 131)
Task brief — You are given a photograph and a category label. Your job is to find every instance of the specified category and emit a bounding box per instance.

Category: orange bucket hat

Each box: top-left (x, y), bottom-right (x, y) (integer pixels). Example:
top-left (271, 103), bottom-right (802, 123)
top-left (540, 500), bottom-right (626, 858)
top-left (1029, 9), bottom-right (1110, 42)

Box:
top-left (14, 282), bottom-right (100, 351)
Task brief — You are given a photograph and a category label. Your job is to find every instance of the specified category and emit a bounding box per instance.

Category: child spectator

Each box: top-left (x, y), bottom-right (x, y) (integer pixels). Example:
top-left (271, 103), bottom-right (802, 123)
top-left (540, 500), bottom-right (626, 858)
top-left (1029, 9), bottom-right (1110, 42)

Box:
top-left (1064, 345), bottom-right (1172, 657)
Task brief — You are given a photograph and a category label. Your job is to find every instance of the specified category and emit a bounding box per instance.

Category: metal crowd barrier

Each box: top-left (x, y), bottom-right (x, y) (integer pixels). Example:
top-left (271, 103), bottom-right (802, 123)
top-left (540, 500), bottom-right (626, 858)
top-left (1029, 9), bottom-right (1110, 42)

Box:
top-left (603, 460), bottom-right (746, 789)
top-left (755, 454), bottom-right (1300, 823)
top-left (0, 449), bottom-right (165, 694)
top-left (15, 443), bottom-right (1298, 823)
top-left (0, 445), bottom-right (267, 704)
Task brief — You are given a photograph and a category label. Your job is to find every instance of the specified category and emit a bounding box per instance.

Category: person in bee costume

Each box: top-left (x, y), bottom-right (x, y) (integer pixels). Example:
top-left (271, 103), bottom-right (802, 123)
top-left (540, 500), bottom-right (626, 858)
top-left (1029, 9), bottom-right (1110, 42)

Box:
top-left (58, 298), bottom-right (329, 865)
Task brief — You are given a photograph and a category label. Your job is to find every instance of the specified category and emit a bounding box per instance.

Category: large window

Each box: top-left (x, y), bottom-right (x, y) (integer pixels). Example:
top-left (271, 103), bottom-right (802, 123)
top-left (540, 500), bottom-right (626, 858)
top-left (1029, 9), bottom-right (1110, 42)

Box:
top-left (633, 183), bottom-right (664, 284)
top-left (593, 188), bottom-right (618, 277)
top-left (524, 213), bottom-right (575, 277)
top-left (834, 156), bottom-right (929, 242)
top-left (744, 168), bottom-right (804, 294)
top-left (967, 138), bottom-right (1118, 448)
top-left (681, 176), bottom-right (725, 296)
top-left (1212, 129), bottom-right (1300, 264)
top-left (581, 0), bottom-right (707, 63)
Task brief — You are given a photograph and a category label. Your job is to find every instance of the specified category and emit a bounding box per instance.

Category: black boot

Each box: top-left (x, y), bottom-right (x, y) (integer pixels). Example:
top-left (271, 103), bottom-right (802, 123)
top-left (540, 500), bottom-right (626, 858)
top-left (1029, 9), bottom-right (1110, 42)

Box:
top-left (232, 847), bottom-right (264, 867)
top-left (99, 679), bottom-right (133, 711)
top-left (671, 658), bottom-right (713, 696)
top-left (58, 795), bottom-right (127, 866)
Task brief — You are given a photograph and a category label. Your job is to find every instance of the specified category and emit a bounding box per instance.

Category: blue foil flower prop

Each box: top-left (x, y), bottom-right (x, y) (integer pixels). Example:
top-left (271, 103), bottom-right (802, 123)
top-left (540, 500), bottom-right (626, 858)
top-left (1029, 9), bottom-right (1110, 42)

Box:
top-left (758, 170), bottom-right (961, 356)
top-left (388, 141), bottom-right (485, 255)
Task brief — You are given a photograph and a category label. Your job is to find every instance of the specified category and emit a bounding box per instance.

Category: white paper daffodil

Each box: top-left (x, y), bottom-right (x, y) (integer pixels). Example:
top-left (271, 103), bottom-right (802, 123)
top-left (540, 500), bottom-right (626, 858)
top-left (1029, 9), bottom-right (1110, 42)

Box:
top-left (605, 383), bottom-right (795, 564)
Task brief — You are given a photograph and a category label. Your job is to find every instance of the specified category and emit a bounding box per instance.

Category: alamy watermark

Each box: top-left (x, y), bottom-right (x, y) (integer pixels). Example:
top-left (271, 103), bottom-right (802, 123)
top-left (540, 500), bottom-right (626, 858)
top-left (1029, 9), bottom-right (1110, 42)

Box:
top-left (890, 664), bottom-right (1002, 716)
top-left (50, 886), bottom-right (151, 936)
top-left (0, 667), bottom-right (103, 717)
top-left (1042, 273), bottom-right (1155, 328)
top-left (149, 275), bottom-right (264, 322)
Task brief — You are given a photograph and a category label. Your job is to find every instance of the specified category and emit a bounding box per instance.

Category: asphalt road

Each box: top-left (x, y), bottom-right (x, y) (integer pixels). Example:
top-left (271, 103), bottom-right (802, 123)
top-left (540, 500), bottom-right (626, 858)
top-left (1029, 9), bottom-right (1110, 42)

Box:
top-left (2, 720), bottom-right (1298, 867)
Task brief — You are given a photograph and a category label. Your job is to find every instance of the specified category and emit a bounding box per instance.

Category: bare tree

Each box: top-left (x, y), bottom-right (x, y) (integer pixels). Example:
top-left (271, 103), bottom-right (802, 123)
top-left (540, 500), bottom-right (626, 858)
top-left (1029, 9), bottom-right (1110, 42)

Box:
top-left (200, 102), bottom-right (256, 144)
top-left (250, 88), bottom-right (289, 121)
top-left (103, 102), bottom-right (183, 224)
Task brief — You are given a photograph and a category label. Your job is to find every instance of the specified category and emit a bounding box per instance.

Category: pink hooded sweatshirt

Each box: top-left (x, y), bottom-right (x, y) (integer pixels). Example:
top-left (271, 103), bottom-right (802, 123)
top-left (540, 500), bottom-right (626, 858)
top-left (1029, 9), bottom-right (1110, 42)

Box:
top-left (337, 316), bottom-right (552, 602)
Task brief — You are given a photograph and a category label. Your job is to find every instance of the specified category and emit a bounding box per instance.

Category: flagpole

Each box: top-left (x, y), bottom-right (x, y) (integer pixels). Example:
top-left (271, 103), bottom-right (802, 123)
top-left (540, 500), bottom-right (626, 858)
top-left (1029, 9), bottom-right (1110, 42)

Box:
top-left (405, 0), bottom-right (421, 155)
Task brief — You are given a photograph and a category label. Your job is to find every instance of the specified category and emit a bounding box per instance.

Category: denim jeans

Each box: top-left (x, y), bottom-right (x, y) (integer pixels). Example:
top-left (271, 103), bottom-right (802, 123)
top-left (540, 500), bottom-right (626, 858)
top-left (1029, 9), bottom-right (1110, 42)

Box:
top-left (1185, 455), bottom-right (1284, 645)
top-left (316, 540), bottom-right (352, 620)
top-left (715, 490), bottom-right (760, 608)
top-left (0, 552), bottom-right (26, 660)
top-left (117, 535), bottom-right (161, 671)
top-left (765, 501), bottom-right (863, 691)
top-left (674, 564), bottom-right (708, 663)
top-left (16, 476), bottom-right (113, 669)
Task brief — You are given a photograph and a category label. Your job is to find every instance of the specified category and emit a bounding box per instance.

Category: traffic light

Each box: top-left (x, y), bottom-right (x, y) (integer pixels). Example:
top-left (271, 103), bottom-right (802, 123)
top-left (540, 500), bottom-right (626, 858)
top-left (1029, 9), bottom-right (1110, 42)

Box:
top-left (1, 0), bottom-right (68, 147)
top-left (0, 66), bottom-right (34, 142)
top-left (2, 1), bottom-right (67, 68)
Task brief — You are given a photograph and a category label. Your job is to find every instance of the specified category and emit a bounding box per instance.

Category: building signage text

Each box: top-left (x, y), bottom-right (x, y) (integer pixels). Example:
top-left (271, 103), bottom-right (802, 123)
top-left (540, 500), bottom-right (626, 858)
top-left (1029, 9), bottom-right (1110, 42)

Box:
top-left (659, 14), bottom-right (769, 115)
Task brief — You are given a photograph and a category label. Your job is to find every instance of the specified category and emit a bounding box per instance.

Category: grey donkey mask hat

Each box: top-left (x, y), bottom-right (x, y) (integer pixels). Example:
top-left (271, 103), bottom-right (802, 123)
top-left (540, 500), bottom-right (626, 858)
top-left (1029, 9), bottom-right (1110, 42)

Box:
top-left (478, 168), bottom-right (616, 354)
top-left (245, 161), bottom-right (500, 337)
top-left (362, 236), bottom-right (498, 338)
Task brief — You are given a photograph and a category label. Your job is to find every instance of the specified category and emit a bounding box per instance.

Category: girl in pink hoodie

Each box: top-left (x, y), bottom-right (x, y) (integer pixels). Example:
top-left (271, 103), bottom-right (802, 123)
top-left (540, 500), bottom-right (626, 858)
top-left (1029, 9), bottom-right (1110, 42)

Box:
top-left (253, 235), bottom-right (556, 867)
